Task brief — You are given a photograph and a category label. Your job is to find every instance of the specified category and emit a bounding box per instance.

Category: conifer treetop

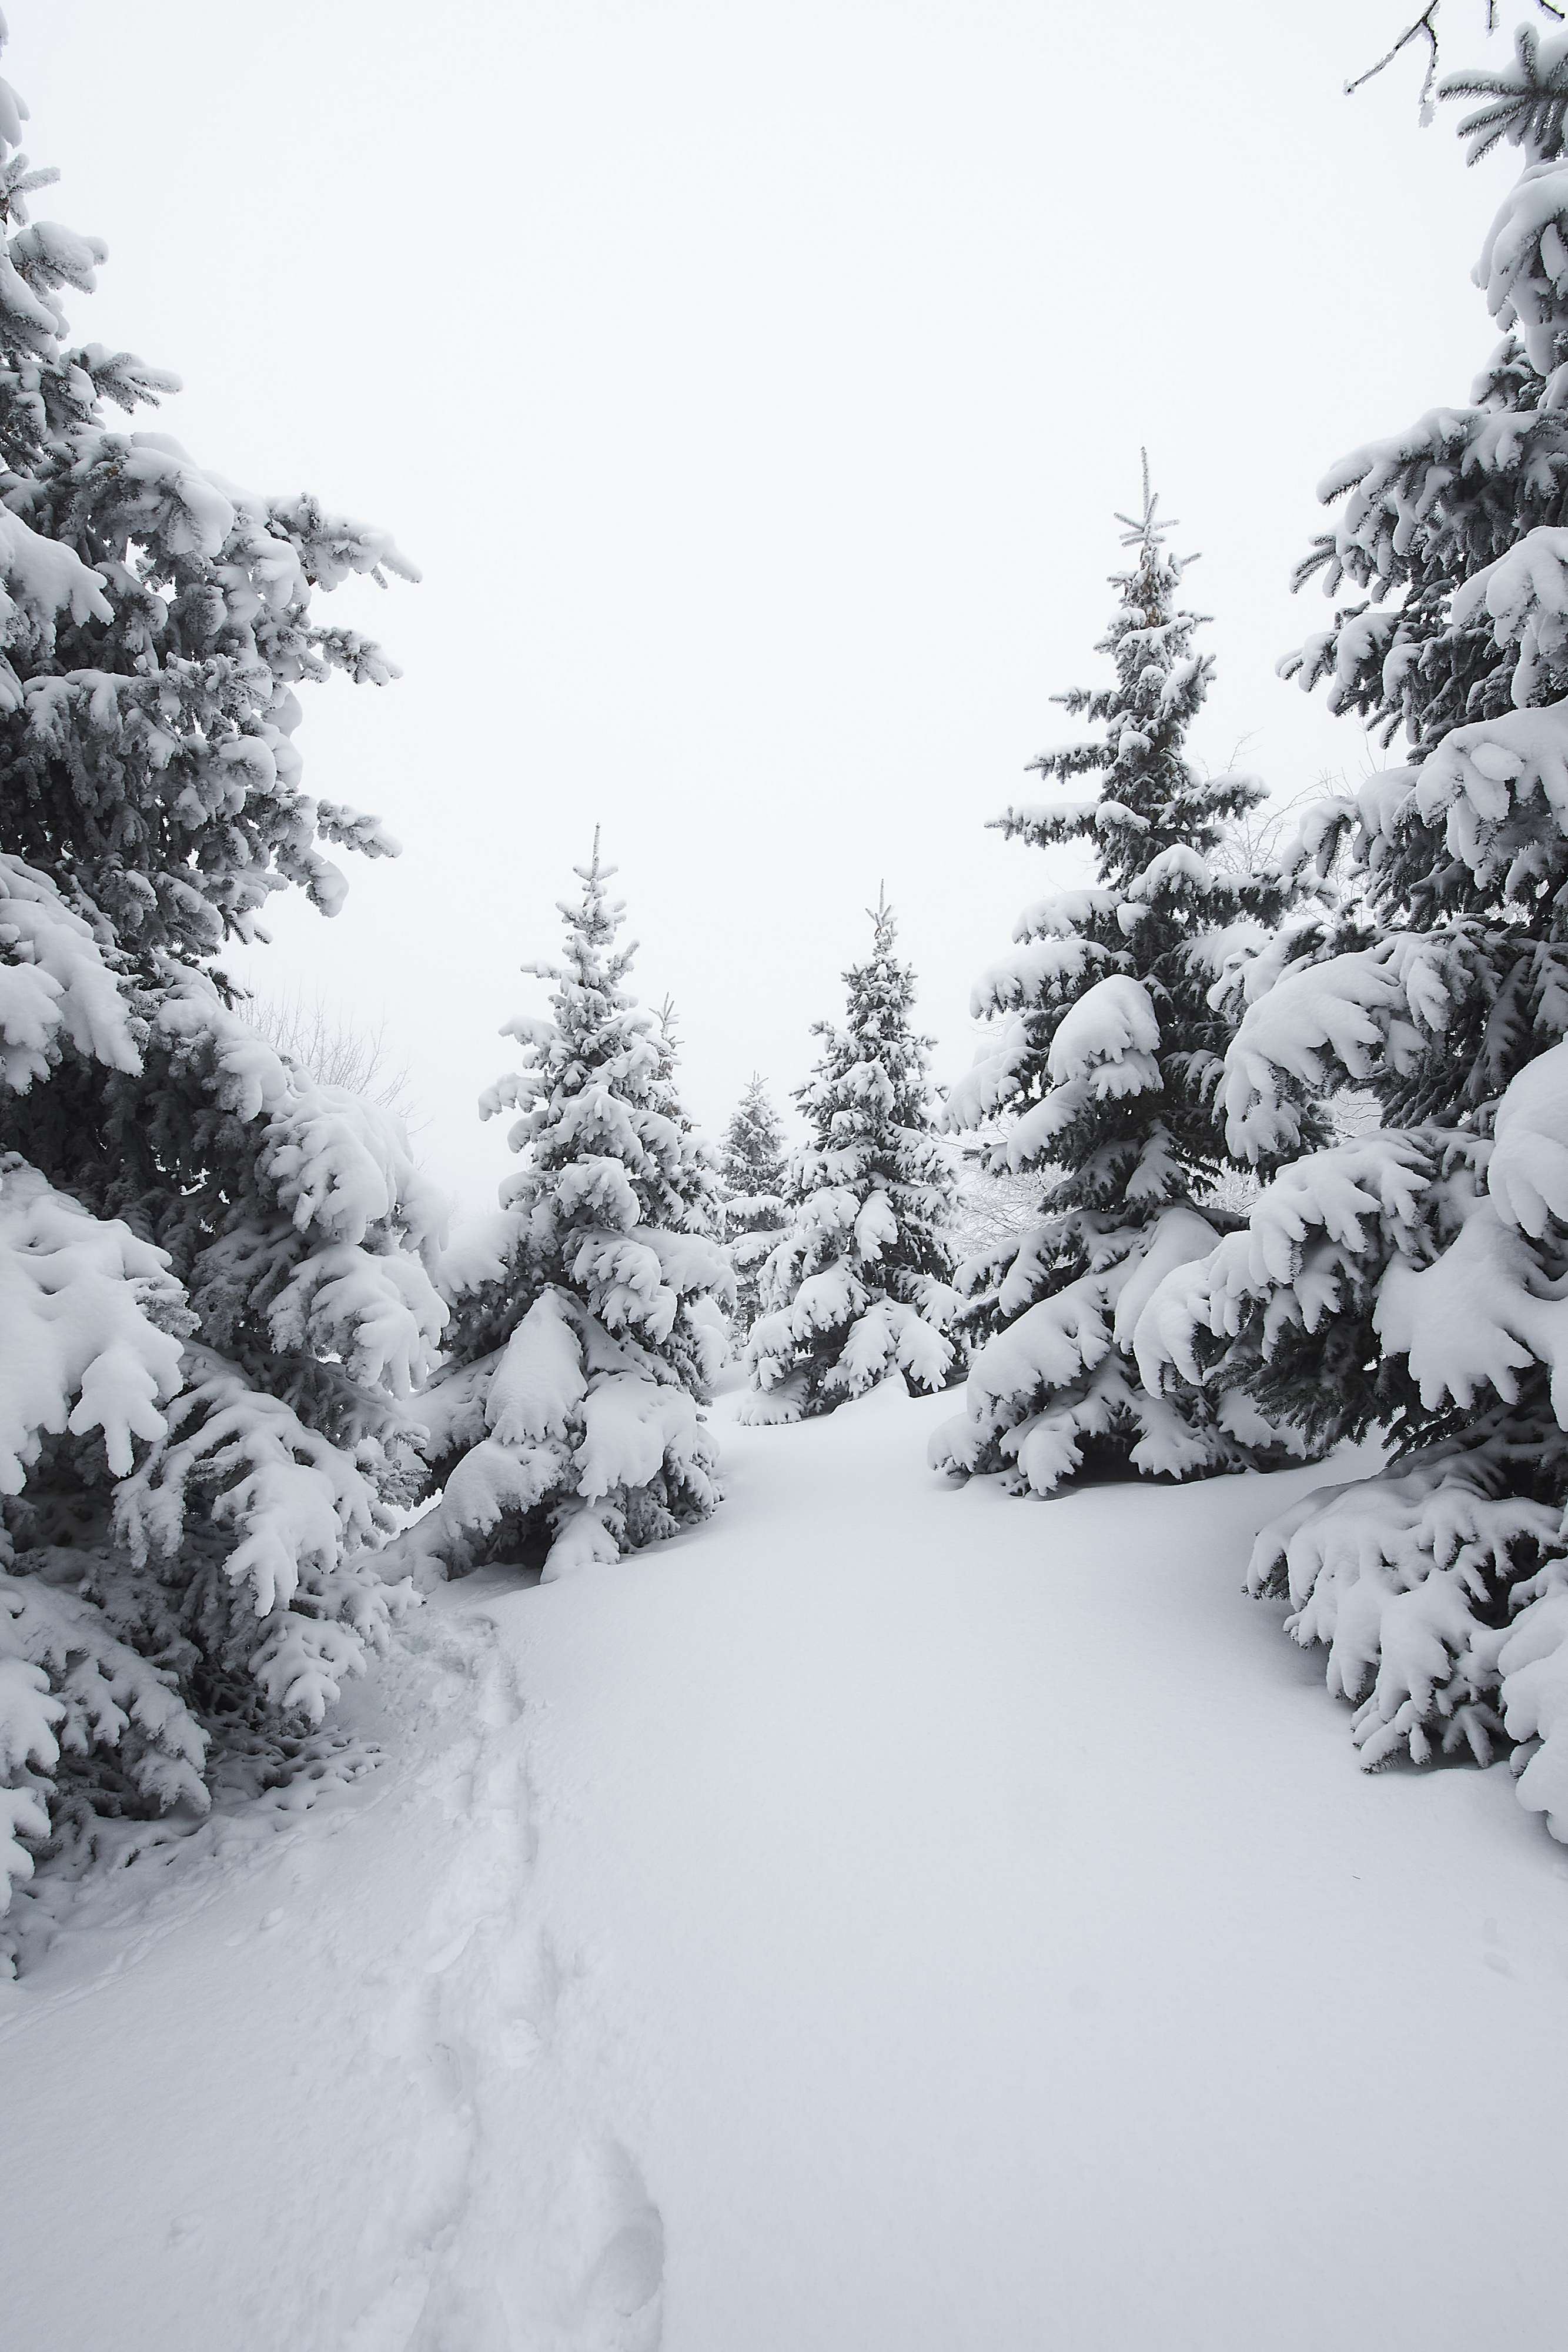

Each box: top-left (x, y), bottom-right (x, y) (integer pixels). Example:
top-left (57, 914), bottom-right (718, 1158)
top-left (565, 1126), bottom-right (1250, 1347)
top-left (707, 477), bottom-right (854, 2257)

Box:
top-left (1112, 447), bottom-right (1181, 562)
top-left (721, 1073), bottom-right (787, 1190)
top-left (0, 9), bottom-right (416, 975)
top-left (991, 453), bottom-right (1268, 907)
top-left (520, 831), bottom-right (637, 1010)
top-left (950, 461), bottom-right (1289, 1221)
top-left (462, 833), bottom-right (729, 1372)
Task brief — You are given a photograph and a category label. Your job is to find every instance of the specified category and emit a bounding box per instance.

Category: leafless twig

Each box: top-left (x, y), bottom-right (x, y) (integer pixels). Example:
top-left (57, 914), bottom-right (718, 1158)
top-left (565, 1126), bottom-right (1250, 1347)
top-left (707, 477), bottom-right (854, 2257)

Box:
top-left (1346, 1), bottom-right (1564, 113)
top-left (245, 987), bottom-right (424, 1131)
top-left (1345, 5), bottom-right (1442, 105)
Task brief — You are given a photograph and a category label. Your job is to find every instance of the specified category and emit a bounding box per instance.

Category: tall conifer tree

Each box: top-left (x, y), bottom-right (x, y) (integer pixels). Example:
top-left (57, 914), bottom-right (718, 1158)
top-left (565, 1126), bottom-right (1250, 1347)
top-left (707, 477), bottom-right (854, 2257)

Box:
top-left (932, 464), bottom-right (1299, 1495)
top-left (1138, 28), bottom-right (1568, 1829)
top-left (748, 895), bottom-right (956, 1419)
top-left (0, 32), bottom-right (442, 1923)
top-left (410, 843), bottom-right (732, 1578)
top-left (719, 1075), bottom-right (789, 1335)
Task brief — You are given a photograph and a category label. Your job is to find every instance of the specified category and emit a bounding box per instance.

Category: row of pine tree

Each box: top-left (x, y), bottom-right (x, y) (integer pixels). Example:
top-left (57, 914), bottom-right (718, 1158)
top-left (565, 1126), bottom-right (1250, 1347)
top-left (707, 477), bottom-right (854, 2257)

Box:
top-left (11, 21), bottom-right (1568, 1926)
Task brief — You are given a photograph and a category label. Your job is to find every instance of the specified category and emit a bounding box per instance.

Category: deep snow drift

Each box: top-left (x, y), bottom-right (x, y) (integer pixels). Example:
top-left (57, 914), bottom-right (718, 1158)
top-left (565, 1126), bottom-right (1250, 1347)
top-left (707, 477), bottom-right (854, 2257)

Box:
top-left (5, 1381), bottom-right (1568, 2350)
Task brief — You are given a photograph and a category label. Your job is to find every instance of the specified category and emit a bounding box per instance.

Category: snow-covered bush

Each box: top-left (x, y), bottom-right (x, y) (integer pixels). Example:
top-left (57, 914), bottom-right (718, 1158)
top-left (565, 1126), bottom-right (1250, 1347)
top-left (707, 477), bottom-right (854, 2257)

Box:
top-left (747, 895), bottom-right (957, 1419)
top-left (0, 34), bottom-right (439, 1922)
top-left (1135, 29), bottom-right (1568, 1828)
top-left (406, 843), bottom-right (732, 1579)
top-left (718, 1074), bottom-right (789, 1335)
top-left (931, 463), bottom-right (1309, 1496)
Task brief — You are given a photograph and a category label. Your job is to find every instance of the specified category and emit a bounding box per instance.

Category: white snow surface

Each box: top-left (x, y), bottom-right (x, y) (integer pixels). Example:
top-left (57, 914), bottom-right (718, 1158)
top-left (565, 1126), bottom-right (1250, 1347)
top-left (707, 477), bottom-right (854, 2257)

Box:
top-left (5, 1382), bottom-right (1568, 2349)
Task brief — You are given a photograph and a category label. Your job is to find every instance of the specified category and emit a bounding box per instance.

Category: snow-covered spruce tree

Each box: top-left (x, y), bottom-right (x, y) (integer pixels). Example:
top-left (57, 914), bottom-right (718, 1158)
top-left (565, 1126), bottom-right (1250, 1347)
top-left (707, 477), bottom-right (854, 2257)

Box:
top-left (930, 465), bottom-right (1305, 1498)
top-left (0, 29), bottom-right (443, 1923)
top-left (746, 894), bottom-right (957, 1419)
top-left (1134, 27), bottom-right (1568, 1829)
top-left (404, 843), bottom-right (732, 1579)
top-left (718, 1073), bottom-right (789, 1335)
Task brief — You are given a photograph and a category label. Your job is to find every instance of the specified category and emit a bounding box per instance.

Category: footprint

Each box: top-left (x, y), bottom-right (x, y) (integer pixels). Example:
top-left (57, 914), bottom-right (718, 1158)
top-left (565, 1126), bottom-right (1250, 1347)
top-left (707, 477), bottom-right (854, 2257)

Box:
top-left (571, 2142), bottom-right (666, 2351)
top-left (497, 2014), bottom-right (543, 2068)
top-left (582, 2211), bottom-right (665, 2326)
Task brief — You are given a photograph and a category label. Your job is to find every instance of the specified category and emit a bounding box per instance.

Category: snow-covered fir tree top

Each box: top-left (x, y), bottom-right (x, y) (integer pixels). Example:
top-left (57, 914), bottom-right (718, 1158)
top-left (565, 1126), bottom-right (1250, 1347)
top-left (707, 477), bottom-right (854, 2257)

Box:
top-left (720, 1073), bottom-right (787, 1212)
top-left (0, 19), bottom-right (414, 975)
top-left (470, 836), bottom-right (730, 1367)
top-left (949, 459), bottom-right (1295, 1220)
top-left (795, 891), bottom-right (952, 1240)
top-left (403, 839), bottom-right (730, 1582)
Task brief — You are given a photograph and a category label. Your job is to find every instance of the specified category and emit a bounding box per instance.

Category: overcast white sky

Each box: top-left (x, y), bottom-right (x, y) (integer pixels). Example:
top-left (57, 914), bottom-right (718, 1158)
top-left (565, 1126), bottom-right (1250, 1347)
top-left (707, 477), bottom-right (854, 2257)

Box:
top-left (14, 1), bottom-right (1530, 1205)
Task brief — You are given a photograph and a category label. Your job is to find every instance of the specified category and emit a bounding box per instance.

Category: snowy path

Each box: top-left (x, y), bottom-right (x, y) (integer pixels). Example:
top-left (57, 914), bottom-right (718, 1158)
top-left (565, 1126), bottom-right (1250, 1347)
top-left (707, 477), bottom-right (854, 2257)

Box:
top-left (7, 1382), bottom-right (1568, 2348)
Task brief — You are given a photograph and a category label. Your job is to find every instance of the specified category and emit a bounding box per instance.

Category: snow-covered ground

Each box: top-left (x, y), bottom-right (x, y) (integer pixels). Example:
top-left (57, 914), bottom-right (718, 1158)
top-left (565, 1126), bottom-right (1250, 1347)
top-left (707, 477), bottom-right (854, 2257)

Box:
top-left (6, 1381), bottom-right (1568, 2350)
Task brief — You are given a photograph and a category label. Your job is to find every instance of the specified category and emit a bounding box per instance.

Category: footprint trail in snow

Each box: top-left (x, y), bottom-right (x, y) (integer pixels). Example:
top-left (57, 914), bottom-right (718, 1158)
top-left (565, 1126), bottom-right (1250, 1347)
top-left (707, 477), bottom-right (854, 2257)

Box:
top-left (338, 1624), bottom-right (665, 2352)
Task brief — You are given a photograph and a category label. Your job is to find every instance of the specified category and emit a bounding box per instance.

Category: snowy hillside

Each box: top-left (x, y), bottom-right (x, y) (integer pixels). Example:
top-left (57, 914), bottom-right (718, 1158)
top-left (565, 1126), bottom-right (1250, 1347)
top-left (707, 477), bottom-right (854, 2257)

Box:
top-left (5, 1382), bottom-right (1567, 2351)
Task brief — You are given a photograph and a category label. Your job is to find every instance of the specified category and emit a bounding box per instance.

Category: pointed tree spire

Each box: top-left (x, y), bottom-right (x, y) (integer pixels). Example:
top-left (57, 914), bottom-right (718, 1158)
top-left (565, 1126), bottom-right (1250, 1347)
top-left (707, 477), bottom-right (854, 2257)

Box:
top-left (1112, 446), bottom-right (1172, 561)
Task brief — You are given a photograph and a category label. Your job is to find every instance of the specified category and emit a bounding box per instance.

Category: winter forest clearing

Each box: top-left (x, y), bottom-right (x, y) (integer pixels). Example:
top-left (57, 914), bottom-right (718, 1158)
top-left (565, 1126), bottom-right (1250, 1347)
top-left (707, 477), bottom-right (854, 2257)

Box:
top-left (10, 1382), bottom-right (1568, 2351)
top-left (14, 0), bottom-right (1568, 2343)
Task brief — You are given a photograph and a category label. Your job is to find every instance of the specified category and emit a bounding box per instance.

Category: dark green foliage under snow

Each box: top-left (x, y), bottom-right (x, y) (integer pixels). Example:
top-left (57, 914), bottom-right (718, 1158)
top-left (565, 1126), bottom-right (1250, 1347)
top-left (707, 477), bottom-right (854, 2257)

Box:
top-left (0, 32), bottom-right (443, 1932)
top-left (1134, 27), bottom-right (1568, 1827)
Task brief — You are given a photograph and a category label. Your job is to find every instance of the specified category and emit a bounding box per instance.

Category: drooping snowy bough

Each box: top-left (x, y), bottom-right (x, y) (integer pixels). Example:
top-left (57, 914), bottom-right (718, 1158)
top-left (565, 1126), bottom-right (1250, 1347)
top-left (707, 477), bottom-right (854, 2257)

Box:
top-left (931, 464), bottom-right (1308, 1496)
top-left (1135, 29), bottom-right (1568, 1832)
top-left (0, 36), bottom-right (441, 1927)
top-left (746, 894), bottom-right (958, 1419)
top-left (406, 844), bottom-right (732, 1579)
